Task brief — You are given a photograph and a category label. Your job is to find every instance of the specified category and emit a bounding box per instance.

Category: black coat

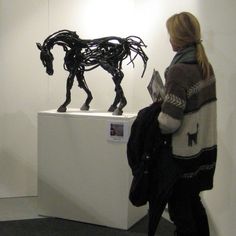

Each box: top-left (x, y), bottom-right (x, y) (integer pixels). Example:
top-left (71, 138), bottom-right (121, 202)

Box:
top-left (127, 102), bottom-right (183, 236)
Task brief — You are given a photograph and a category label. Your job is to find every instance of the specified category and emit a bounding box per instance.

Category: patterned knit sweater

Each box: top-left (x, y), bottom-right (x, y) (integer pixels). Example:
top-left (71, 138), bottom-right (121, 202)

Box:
top-left (158, 51), bottom-right (217, 191)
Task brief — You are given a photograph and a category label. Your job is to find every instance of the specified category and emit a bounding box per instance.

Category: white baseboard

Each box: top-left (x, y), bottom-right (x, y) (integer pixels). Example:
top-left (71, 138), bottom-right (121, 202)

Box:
top-left (0, 196), bottom-right (42, 221)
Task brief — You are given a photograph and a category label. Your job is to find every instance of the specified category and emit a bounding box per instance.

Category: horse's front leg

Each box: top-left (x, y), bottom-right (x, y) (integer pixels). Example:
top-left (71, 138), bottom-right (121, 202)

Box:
top-left (57, 73), bottom-right (75, 112)
top-left (75, 70), bottom-right (93, 111)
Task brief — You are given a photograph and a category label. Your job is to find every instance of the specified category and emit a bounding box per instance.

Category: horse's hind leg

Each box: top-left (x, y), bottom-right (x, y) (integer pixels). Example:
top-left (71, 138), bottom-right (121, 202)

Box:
top-left (100, 62), bottom-right (126, 115)
top-left (113, 84), bottom-right (127, 115)
top-left (76, 71), bottom-right (93, 111)
top-left (108, 92), bottom-right (120, 112)
top-left (57, 73), bottom-right (74, 112)
top-left (111, 73), bottom-right (127, 116)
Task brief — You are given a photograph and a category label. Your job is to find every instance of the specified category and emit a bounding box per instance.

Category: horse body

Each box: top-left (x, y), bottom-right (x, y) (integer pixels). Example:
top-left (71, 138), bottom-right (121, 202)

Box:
top-left (37, 30), bottom-right (148, 115)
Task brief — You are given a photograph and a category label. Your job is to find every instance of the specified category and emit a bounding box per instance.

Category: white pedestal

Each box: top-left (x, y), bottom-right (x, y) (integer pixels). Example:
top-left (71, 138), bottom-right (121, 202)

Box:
top-left (38, 109), bottom-right (147, 230)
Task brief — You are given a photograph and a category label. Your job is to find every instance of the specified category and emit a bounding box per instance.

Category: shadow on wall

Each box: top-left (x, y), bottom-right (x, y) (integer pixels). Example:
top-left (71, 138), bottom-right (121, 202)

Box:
top-left (0, 110), bottom-right (37, 198)
top-left (202, 136), bottom-right (234, 236)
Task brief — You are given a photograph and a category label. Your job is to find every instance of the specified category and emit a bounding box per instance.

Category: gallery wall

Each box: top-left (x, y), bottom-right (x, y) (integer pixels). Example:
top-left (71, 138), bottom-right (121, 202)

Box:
top-left (0, 0), bottom-right (48, 197)
top-left (197, 1), bottom-right (236, 235)
top-left (0, 0), bottom-right (236, 235)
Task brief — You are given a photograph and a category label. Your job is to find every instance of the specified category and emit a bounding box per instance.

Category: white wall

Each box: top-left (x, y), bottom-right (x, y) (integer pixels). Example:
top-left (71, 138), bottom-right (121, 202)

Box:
top-left (0, 0), bottom-right (236, 235)
top-left (198, 1), bottom-right (236, 235)
top-left (0, 0), bottom-right (48, 197)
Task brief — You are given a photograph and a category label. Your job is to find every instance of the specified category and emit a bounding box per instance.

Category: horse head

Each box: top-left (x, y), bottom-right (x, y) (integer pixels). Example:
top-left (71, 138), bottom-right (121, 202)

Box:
top-left (36, 43), bottom-right (54, 75)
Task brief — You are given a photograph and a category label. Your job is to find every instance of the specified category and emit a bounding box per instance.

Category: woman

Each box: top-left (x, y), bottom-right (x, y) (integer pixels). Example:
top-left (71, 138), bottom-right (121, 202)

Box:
top-left (158, 12), bottom-right (217, 236)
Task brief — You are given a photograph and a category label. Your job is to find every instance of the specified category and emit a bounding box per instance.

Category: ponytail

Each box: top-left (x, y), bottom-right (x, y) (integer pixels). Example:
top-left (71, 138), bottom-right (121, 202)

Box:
top-left (196, 43), bottom-right (212, 79)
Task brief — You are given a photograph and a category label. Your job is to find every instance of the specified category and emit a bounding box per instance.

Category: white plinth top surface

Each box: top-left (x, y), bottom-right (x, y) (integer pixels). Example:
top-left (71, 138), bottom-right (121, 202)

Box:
top-left (38, 109), bottom-right (137, 119)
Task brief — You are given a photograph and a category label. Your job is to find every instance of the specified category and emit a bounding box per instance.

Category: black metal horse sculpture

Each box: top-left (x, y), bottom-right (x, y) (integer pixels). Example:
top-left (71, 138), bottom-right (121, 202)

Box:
top-left (37, 30), bottom-right (148, 115)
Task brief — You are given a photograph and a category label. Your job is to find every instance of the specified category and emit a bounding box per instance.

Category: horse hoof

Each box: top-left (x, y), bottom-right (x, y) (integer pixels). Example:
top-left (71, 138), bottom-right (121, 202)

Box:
top-left (108, 105), bottom-right (117, 112)
top-left (112, 108), bottom-right (123, 116)
top-left (80, 104), bottom-right (89, 111)
top-left (57, 106), bottom-right (67, 112)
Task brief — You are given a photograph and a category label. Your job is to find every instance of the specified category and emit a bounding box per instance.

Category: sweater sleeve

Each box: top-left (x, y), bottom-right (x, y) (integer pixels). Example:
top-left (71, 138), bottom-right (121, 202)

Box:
top-left (158, 112), bottom-right (181, 133)
top-left (158, 65), bottom-right (187, 133)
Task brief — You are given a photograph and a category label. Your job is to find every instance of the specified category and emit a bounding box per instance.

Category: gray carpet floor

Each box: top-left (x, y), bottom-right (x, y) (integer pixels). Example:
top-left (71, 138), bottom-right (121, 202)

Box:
top-left (0, 216), bottom-right (175, 236)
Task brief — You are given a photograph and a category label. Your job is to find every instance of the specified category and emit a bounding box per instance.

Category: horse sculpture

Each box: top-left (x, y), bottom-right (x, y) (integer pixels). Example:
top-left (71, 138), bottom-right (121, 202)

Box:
top-left (36, 30), bottom-right (148, 115)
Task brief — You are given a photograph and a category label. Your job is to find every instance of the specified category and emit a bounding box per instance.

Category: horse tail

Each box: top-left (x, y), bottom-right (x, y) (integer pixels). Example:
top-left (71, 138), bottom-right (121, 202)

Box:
top-left (125, 36), bottom-right (148, 77)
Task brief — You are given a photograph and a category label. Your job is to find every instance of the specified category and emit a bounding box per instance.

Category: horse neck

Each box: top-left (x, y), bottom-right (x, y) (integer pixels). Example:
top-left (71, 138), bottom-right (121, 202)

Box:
top-left (43, 32), bottom-right (78, 51)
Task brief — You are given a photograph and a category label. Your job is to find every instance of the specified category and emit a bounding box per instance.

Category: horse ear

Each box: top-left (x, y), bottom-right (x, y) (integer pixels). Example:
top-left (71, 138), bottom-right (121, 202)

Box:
top-left (36, 43), bottom-right (42, 50)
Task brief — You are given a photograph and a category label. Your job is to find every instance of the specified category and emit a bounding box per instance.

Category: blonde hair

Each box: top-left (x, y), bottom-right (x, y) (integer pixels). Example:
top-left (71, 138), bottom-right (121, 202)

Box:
top-left (166, 12), bottom-right (212, 79)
